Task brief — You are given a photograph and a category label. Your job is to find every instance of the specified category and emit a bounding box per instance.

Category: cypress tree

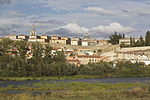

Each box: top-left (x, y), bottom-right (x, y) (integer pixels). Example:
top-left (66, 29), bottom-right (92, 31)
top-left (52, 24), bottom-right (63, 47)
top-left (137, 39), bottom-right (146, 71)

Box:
top-left (132, 38), bottom-right (135, 47)
top-left (123, 33), bottom-right (125, 38)
top-left (130, 36), bottom-right (133, 47)
top-left (145, 31), bottom-right (150, 46)
top-left (139, 36), bottom-right (145, 46)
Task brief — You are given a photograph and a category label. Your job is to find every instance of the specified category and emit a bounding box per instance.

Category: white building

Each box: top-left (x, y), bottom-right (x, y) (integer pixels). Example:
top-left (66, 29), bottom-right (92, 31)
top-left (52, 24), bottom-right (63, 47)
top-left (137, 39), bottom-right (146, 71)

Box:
top-left (71, 37), bottom-right (81, 45)
top-left (18, 35), bottom-right (28, 40)
top-left (28, 38), bottom-right (46, 42)
top-left (5, 34), bottom-right (17, 40)
top-left (81, 40), bottom-right (88, 46)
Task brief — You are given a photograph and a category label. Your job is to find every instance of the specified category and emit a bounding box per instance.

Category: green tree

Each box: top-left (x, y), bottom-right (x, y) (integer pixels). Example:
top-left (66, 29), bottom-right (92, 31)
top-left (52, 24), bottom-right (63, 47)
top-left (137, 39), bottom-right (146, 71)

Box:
top-left (145, 31), bottom-right (150, 46)
top-left (130, 36), bottom-right (133, 47)
top-left (123, 33), bottom-right (125, 38)
top-left (108, 32), bottom-right (122, 44)
top-left (15, 41), bottom-right (29, 58)
top-left (139, 36), bottom-right (145, 46)
top-left (0, 38), bottom-right (14, 55)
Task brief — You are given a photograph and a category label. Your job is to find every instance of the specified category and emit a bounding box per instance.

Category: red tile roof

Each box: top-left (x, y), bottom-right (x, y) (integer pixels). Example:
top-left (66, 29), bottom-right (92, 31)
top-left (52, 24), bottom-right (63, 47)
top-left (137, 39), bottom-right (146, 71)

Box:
top-left (77, 55), bottom-right (101, 58)
top-left (66, 59), bottom-right (80, 62)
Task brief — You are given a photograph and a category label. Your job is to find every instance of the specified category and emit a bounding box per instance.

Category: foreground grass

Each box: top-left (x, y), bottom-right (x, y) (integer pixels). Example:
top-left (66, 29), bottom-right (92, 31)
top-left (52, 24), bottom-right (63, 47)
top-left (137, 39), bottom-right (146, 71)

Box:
top-left (0, 81), bottom-right (150, 100)
top-left (0, 87), bottom-right (150, 100)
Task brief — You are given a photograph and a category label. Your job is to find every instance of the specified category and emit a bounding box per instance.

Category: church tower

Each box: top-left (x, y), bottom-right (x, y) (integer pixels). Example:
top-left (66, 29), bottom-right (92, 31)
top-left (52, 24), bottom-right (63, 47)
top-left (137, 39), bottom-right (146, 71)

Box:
top-left (30, 24), bottom-right (36, 36)
top-left (83, 33), bottom-right (90, 40)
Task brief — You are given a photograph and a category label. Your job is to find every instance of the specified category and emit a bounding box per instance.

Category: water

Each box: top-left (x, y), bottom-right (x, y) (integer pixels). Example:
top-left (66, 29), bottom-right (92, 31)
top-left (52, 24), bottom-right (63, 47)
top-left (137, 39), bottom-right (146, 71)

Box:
top-left (1, 77), bottom-right (150, 94)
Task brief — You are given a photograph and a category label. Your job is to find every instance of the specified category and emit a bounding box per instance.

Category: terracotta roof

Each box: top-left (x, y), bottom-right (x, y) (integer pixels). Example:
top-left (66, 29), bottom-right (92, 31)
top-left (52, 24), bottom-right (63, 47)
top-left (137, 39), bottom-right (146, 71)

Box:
top-left (66, 59), bottom-right (80, 62)
top-left (77, 55), bottom-right (101, 58)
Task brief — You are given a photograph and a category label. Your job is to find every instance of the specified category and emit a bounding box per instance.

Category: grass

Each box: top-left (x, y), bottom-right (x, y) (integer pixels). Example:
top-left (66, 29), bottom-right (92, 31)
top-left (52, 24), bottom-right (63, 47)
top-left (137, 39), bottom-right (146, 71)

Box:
top-left (0, 87), bottom-right (150, 100)
top-left (0, 77), bottom-right (150, 100)
top-left (0, 81), bottom-right (150, 100)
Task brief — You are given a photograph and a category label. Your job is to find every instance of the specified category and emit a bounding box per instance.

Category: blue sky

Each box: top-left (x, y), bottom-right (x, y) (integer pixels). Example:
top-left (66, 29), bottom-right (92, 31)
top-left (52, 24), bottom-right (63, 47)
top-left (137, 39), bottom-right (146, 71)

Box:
top-left (0, 0), bottom-right (150, 39)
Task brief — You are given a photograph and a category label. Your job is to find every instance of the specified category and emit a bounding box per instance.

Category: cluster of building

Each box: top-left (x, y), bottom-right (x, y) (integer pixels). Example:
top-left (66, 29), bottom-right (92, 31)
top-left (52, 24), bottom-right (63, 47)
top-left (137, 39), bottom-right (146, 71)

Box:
top-left (116, 51), bottom-right (150, 65)
top-left (5, 25), bottom-right (108, 46)
top-left (119, 38), bottom-right (143, 46)
top-left (3, 25), bottom-right (150, 66)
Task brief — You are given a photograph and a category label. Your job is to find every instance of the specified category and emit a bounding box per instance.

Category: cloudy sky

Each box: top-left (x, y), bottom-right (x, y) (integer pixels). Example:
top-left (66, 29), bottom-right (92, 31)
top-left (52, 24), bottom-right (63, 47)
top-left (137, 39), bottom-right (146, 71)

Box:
top-left (0, 0), bottom-right (150, 39)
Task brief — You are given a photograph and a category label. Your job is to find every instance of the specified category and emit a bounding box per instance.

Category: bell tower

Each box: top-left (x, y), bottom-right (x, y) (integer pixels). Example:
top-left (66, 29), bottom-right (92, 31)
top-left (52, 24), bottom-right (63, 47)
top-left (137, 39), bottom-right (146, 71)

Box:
top-left (30, 24), bottom-right (36, 36)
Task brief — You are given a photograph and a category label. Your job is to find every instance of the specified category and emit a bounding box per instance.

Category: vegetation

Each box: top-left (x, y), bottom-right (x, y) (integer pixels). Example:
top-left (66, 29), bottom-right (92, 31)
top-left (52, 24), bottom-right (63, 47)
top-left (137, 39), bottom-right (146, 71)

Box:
top-left (108, 31), bottom-right (125, 45)
top-left (119, 30), bottom-right (150, 48)
top-left (145, 31), bottom-right (150, 46)
top-left (1, 38), bottom-right (150, 78)
top-left (0, 82), bottom-right (150, 100)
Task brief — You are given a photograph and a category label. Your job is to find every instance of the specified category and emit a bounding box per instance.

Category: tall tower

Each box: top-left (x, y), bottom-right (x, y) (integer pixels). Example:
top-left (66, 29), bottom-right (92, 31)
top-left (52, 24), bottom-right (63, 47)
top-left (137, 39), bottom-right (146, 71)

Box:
top-left (83, 33), bottom-right (90, 40)
top-left (30, 24), bottom-right (36, 36)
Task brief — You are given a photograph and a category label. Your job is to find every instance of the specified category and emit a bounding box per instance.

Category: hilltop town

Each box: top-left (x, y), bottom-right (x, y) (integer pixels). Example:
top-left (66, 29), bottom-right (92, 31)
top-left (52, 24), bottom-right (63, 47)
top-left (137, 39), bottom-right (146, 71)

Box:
top-left (2, 25), bottom-right (150, 66)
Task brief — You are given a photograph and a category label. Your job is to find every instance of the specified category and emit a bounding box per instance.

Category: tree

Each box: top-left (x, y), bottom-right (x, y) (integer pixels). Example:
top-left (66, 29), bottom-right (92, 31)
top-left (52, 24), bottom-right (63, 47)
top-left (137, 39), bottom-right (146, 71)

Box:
top-left (145, 31), bottom-right (150, 46)
top-left (0, 38), bottom-right (14, 55)
top-left (108, 32), bottom-right (122, 44)
top-left (43, 44), bottom-right (52, 64)
top-left (15, 41), bottom-right (29, 58)
top-left (53, 51), bottom-right (65, 62)
top-left (139, 36), bottom-right (145, 46)
top-left (123, 33), bottom-right (125, 38)
top-left (130, 36), bottom-right (133, 47)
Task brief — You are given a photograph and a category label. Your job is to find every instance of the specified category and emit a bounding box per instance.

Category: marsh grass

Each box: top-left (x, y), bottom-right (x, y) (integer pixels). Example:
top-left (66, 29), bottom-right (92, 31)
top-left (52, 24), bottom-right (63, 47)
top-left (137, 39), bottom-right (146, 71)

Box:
top-left (0, 87), bottom-right (150, 100)
top-left (0, 82), bottom-right (150, 100)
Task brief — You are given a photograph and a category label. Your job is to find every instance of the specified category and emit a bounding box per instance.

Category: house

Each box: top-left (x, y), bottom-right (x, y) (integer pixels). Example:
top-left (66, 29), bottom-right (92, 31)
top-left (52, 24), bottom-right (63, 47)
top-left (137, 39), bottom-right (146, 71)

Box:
top-left (71, 37), bottom-right (81, 45)
top-left (61, 37), bottom-right (69, 40)
top-left (50, 36), bottom-right (61, 40)
top-left (81, 40), bottom-right (97, 46)
top-left (49, 36), bottom-right (71, 44)
top-left (5, 34), bottom-right (17, 40)
top-left (49, 39), bottom-right (67, 44)
top-left (29, 35), bottom-right (40, 39)
top-left (28, 38), bottom-right (46, 42)
top-left (40, 35), bottom-right (50, 42)
top-left (76, 55), bottom-right (104, 65)
top-left (17, 35), bottom-right (28, 40)
top-left (66, 59), bottom-right (81, 66)
top-left (51, 47), bottom-right (63, 55)
top-left (40, 35), bottom-right (50, 41)
top-left (97, 40), bottom-right (109, 45)
top-left (81, 40), bottom-right (88, 46)
top-left (119, 38), bottom-right (141, 46)
top-left (78, 48), bottom-right (95, 55)
top-left (117, 52), bottom-right (149, 61)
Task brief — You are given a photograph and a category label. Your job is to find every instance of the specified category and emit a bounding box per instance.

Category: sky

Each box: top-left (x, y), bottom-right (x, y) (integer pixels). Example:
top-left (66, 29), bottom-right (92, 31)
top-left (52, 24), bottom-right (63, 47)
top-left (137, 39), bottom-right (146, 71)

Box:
top-left (0, 0), bottom-right (150, 39)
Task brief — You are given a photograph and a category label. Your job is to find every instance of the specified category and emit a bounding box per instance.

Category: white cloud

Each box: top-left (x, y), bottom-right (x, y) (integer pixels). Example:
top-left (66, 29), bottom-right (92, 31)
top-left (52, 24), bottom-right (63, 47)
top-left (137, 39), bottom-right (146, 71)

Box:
top-left (85, 7), bottom-right (115, 15)
top-left (90, 22), bottom-right (135, 34)
top-left (59, 22), bottom-right (89, 34)
top-left (46, 22), bottom-right (135, 38)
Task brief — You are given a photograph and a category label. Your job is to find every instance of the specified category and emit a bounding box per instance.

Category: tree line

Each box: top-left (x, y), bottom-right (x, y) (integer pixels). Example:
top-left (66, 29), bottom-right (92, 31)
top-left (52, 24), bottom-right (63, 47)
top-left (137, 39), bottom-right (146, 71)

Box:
top-left (0, 38), bottom-right (150, 77)
top-left (108, 31), bottom-right (150, 47)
